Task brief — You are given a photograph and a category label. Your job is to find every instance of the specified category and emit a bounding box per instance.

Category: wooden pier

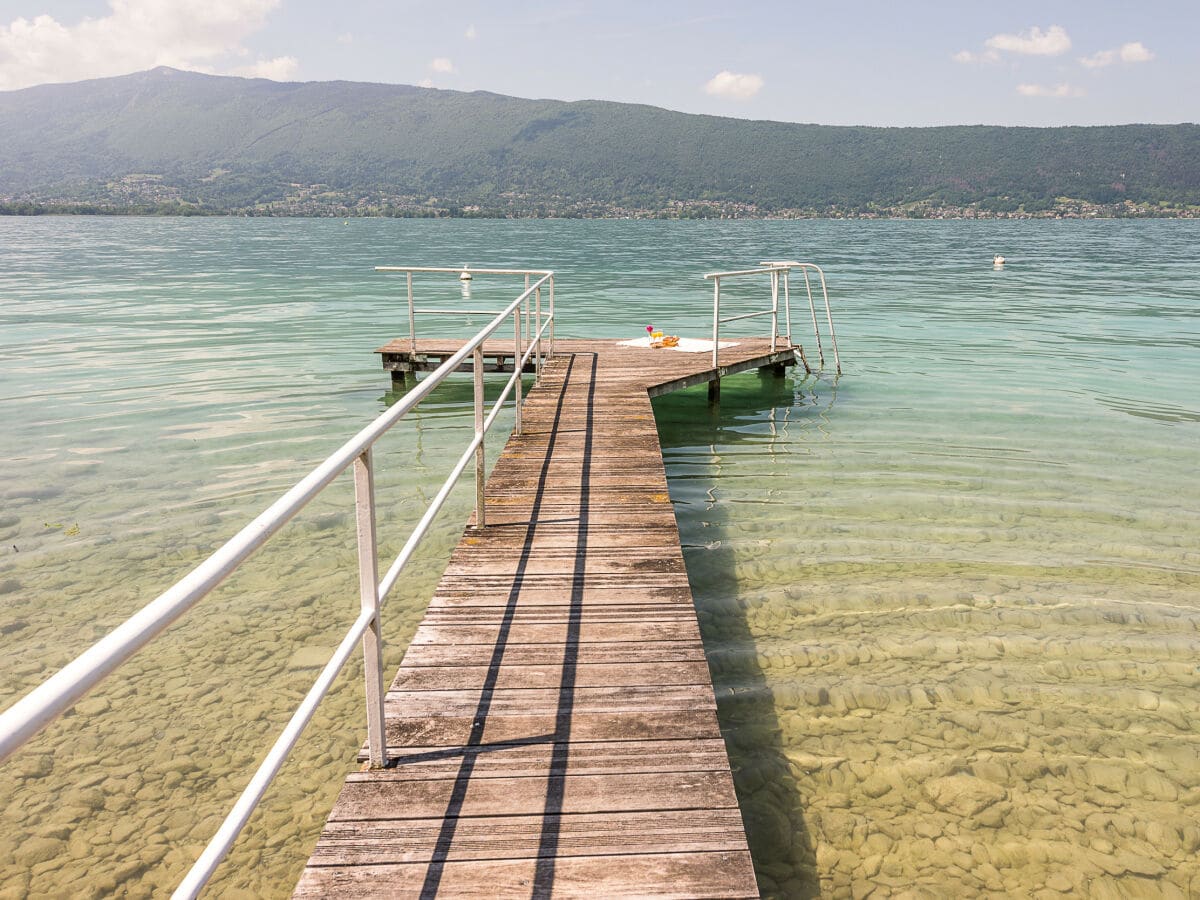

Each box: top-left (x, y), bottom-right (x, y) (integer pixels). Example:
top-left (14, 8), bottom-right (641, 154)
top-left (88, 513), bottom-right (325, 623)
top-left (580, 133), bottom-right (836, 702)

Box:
top-left (295, 338), bottom-right (798, 898)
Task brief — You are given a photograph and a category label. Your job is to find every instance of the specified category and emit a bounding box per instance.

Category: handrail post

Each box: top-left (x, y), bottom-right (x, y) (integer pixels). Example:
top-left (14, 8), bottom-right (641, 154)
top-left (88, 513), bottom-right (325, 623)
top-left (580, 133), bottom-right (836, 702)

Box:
top-left (406, 271), bottom-right (415, 353)
top-left (513, 309), bottom-right (523, 435)
top-left (817, 267), bottom-right (842, 375)
top-left (712, 277), bottom-right (721, 368)
top-left (524, 273), bottom-right (532, 373)
top-left (535, 284), bottom-right (543, 381)
top-left (803, 268), bottom-right (825, 367)
top-left (782, 269), bottom-right (793, 346)
top-left (353, 449), bottom-right (388, 769)
top-left (472, 346), bottom-right (486, 529)
top-left (548, 277), bottom-right (555, 357)
top-left (770, 269), bottom-right (779, 353)
top-left (530, 278), bottom-right (540, 384)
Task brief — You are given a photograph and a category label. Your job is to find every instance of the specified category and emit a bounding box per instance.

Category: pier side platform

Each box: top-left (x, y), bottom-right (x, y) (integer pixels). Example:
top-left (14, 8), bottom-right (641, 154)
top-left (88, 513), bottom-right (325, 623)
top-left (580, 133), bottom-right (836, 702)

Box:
top-left (294, 338), bottom-right (797, 898)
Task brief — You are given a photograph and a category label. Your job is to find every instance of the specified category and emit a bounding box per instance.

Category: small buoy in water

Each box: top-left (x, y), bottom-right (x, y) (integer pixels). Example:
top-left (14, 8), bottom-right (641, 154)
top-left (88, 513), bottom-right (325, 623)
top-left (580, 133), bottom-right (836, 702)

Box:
top-left (993, 254), bottom-right (1006, 267)
top-left (459, 264), bottom-right (472, 281)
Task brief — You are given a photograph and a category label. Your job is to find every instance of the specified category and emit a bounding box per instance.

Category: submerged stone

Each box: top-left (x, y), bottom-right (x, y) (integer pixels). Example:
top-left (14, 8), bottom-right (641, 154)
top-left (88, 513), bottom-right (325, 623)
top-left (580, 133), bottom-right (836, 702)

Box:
top-left (923, 775), bottom-right (1007, 817)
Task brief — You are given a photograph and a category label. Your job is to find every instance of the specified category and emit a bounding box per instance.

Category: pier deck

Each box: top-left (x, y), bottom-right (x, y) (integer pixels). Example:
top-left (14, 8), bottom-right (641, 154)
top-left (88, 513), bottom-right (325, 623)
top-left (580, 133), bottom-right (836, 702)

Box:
top-left (295, 338), bottom-right (797, 898)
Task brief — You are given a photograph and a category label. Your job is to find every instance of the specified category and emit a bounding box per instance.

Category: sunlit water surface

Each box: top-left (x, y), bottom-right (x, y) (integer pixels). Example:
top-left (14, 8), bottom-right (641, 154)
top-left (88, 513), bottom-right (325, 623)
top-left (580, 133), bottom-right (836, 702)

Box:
top-left (1, 217), bottom-right (1197, 898)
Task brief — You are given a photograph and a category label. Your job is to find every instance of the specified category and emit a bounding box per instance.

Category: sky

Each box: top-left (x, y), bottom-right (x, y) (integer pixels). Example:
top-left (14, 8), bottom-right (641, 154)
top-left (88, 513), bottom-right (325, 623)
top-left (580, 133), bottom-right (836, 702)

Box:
top-left (0, 0), bottom-right (1196, 127)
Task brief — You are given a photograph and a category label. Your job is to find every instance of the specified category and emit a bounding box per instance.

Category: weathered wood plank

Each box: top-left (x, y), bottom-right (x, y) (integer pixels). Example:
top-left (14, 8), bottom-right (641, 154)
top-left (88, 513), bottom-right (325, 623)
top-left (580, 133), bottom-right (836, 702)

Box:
top-left (427, 589), bottom-right (696, 609)
top-left (295, 851), bottom-right (760, 899)
top-left (429, 577), bottom-right (689, 597)
top-left (407, 620), bottom-right (703, 647)
top-left (309, 808), bottom-right (750, 864)
top-left (367, 738), bottom-right (735, 778)
top-left (427, 587), bottom-right (694, 610)
top-left (418, 606), bottom-right (699, 626)
top-left (381, 684), bottom-right (717, 718)
top-left (397, 640), bottom-right (707, 668)
top-left (389, 660), bottom-right (712, 692)
top-left (382, 708), bottom-right (723, 750)
top-left (440, 552), bottom-right (687, 578)
top-left (328, 769), bottom-right (740, 822)
top-left (447, 527), bottom-right (681, 549)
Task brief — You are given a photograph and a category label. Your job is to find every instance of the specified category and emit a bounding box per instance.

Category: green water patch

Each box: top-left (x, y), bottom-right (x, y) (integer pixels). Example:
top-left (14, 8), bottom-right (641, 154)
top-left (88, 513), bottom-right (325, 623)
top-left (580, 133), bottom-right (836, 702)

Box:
top-left (3, 215), bottom-right (1199, 896)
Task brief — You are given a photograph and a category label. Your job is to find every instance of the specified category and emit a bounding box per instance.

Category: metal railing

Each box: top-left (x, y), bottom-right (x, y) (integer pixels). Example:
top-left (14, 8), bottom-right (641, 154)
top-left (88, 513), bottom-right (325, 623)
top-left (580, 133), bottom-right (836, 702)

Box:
top-left (703, 261), bottom-right (841, 374)
top-left (379, 265), bottom-right (556, 387)
top-left (0, 266), bottom-right (555, 898)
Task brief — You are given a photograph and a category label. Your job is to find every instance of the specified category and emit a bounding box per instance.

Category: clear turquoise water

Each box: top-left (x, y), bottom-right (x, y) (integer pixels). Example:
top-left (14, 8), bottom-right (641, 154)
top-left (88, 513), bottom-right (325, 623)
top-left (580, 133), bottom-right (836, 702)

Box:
top-left (1, 217), bottom-right (1198, 897)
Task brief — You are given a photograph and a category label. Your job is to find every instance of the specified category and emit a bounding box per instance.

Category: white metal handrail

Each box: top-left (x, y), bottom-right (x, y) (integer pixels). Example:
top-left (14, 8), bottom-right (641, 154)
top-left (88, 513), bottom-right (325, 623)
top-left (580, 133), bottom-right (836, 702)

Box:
top-left (0, 267), bottom-right (554, 899)
top-left (377, 265), bottom-right (556, 382)
top-left (703, 261), bottom-right (841, 374)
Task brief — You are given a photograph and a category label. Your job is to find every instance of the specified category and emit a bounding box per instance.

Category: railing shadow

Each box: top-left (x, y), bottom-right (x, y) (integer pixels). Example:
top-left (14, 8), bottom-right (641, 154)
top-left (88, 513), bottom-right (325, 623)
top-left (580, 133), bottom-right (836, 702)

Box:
top-left (417, 353), bottom-right (594, 899)
top-left (654, 368), bottom-right (837, 899)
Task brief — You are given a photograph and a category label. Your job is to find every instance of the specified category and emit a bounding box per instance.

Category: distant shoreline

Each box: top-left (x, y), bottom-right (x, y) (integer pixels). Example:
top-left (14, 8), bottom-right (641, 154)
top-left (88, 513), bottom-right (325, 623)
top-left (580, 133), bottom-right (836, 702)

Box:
top-left (3, 201), bottom-right (1197, 220)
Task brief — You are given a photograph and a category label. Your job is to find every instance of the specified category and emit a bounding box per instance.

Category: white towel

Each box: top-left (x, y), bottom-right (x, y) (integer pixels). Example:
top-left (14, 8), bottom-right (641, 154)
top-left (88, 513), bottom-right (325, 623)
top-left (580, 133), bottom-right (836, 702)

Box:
top-left (617, 336), bottom-right (739, 353)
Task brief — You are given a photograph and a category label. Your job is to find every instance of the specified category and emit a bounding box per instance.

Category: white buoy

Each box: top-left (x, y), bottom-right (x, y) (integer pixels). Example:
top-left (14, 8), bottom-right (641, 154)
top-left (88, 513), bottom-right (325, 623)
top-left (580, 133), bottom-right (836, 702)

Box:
top-left (459, 264), bottom-right (472, 282)
top-left (993, 254), bottom-right (1006, 267)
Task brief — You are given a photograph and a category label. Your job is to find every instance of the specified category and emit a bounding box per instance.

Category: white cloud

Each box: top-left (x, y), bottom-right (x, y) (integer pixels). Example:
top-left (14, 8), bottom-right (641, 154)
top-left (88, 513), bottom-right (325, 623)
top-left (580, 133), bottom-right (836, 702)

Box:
top-left (704, 70), bottom-right (763, 100)
top-left (1080, 40), bottom-right (1155, 69)
top-left (336, 32), bottom-right (353, 45)
top-left (985, 25), bottom-right (1071, 57)
top-left (1016, 82), bottom-right (1084, 98)
top-left (430, 57), bottom-right (456, 74)
top-left (234, 55), bottom-right (298, 81)
top-left (1080, 49), bottom-right (1117, 69)
top-left (952, 48), bottom-right (999, 64)
top-left (0, 0), bottom-right (287, 91)
top-left (1120, 41), bottom-right (1154, 63)
top-left (465, 24), bottom-right (477, 40)
top-left (418, 78), bottom-right (434, 89)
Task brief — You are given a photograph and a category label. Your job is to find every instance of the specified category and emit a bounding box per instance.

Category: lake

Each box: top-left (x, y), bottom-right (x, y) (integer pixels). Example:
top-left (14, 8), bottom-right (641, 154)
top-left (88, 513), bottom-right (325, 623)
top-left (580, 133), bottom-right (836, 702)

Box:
top-left (1, 216), bottom-right (1198, 897)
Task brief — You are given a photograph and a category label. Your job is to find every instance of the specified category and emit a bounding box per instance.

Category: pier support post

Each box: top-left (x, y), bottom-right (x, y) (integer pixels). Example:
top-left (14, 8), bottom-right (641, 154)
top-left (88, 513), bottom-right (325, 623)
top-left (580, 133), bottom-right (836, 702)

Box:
top-left (707, 377), bottom-right (720, 403)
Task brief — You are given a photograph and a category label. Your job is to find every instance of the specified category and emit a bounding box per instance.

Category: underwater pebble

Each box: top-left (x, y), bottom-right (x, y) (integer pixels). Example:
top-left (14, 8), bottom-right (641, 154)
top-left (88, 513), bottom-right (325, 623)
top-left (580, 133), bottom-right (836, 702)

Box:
top-left (13, 837), bottom-right (65, 867)
top-left (923, 774), bottom-right (1007, 817)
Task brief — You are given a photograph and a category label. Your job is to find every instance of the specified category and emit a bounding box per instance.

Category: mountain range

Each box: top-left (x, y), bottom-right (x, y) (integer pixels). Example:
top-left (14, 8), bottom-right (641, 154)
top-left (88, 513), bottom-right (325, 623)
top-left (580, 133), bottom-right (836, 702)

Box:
top-left (2, 67), bottom-right (1198, 217)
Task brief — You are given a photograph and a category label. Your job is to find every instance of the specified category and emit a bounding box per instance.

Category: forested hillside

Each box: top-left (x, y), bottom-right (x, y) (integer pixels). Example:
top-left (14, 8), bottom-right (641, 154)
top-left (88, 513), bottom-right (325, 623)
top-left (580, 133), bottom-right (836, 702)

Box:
top-left (2, 67), bottom-right (1197, 217)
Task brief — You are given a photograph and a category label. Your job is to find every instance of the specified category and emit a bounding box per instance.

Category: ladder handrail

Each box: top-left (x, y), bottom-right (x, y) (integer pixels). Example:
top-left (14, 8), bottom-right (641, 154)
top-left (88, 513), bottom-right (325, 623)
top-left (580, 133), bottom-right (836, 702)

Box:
top-left (702, 261), bottom-right (841, 374)
top-left (789, 262), bottom-right (841, 375)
